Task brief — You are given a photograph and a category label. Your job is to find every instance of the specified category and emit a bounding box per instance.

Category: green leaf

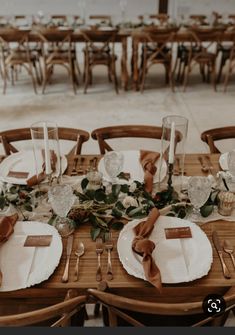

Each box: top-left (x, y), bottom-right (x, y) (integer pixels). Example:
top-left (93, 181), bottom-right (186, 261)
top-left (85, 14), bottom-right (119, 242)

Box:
top-left (48, 215), bottom-right (57, 226)
top-left (120, 184), bottom-right (129, 193)
top-left (6, 193), bottom-right (18, 202)
top-left (200, 205), bottom-right (214, 218)
top-left (166, 212), bottom-right (176, 217)
top-left (111, 221), bottom-right (124, 230)
top-left (23, 203), bottom-right (33, 212)
top-left (126, 206), bottom-right (137, 215)
top-left (96, 216), bottom-right (108, 228)
top-left (106, 193), bottom-right (117, 204)
top-left (116, 201), bottom-right (125, 210)
top-left (81, 178), bottom-right (89, 191)
top-left (75, 191), bottom-right (89, 201)
top-left (0, 195), bottom-right (6, 210)
top-left (177, 208), bottom-right (186, 219)
top-left (85, 189), bottom-right (95, 200)
top-left (111, 207), bottom-right (123, 219)
top-left (128, 207), bottom-right (143, 217)
top-left (90, 227), bottom-right (101, 241)
top-left (94, 189), bottom-right (106, 202)
top-left (112, 184), bottom-right (121, 197)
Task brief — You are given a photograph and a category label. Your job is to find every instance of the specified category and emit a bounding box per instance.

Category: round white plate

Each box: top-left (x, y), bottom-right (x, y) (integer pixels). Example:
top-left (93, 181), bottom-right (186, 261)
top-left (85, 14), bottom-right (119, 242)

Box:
top-left (0, 221), bottom-right (63, 292)
top-left (219, 152), bottom-right (228, 171)
top-left (117, 216), bottom-right (213, 284)
top-left (98, 150), bottom-right (167, 183)
top-left (0, 151), bottom-right (68, 185)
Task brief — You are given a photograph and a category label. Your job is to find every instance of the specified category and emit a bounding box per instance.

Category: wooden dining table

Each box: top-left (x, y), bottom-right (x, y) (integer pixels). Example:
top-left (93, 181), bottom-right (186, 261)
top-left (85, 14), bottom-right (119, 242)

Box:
top-left (0, 153), bottom-right (235, 308)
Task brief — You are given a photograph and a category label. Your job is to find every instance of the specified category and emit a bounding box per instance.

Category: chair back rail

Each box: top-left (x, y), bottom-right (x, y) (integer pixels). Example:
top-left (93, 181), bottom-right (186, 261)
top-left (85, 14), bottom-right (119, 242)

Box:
top-left (0, 127), bottom-right (89, 156)
top-left (201, 126), bottom-right (235, 153)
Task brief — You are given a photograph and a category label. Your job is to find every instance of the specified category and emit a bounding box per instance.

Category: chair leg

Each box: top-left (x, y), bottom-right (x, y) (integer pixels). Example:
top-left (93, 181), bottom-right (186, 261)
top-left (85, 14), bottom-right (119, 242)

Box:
top-left (84, 63), bottom-right (90, 94)
top-left (27, 64), bottom-right (37, 94)
top-left (42, 66), bottom-right (51, 94)
top-left (212, 62), bottom-right (217, 92)
top-left (112, 61), bottom-right (119, 94)
top-left (11, 66), bottom-right (15, 86)
top-left (183, 65), bottom-right (190, 92)
top-left (224, 62), bottom-right (232, 92)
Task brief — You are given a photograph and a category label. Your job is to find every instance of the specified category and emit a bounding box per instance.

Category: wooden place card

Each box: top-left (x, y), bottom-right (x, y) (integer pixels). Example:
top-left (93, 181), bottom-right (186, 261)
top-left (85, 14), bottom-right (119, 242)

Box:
top-left (7, 171), bottom-right (29, 179)
top-left (24, 235), bottom-right (52, 247)
top-left (165, 227), bottom-right (192, 239)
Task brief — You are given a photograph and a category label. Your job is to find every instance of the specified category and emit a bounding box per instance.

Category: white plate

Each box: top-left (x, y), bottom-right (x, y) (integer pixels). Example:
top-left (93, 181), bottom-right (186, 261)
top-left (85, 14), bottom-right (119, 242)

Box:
top-left (219, 152), bottom-right (229, 171)
top-left (0, 151), bottom-right (68, 185)
top-left (117, 216), bottom-right (213, 284)
top-left (98, 150), bottom-right (167, 183)
top-left (0, 221), bottom-right (63, 292)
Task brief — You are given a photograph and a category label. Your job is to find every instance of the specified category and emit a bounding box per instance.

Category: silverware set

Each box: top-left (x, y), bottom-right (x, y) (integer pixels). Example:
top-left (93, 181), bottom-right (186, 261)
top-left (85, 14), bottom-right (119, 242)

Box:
top-left (198, 155), bottom-right (214, 175)
top-left (61, 235), bottom-right (85, 283)
top-left (96, 233), bottom-right (114, 281)
top-left (212, 231), bottom-right (235, 279)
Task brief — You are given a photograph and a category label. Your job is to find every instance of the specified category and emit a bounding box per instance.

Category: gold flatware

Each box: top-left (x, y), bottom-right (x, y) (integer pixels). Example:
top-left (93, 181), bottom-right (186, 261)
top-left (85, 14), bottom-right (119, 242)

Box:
top-left (61, 234), bottom-right (74, 283)
top-left (105, 232), bottom-right (113, 281)
top-left (95, 237), bottom-right (103, 282)
top-left (212, 231), bottom-right (231, 279)
top-left (198, 156), bottom-right (209, 173)
top-left (74, 241), bottom-right (85, 281)
top-left (205, 155), bottom-right (214, 175)
top-left (223, 240), bottom-right (235, 269)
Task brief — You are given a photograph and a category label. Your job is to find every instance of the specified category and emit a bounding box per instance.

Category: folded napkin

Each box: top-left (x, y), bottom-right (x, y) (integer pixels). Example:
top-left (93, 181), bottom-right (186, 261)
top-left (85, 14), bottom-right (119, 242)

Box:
top-left (27, 150), bottom-right (57, 187)
top-left (140, 150), bottom-right (160, 193)
top-left (0, 214), bottom-right (19, 286)
top-left (132, 207), bottom-right (162, 292)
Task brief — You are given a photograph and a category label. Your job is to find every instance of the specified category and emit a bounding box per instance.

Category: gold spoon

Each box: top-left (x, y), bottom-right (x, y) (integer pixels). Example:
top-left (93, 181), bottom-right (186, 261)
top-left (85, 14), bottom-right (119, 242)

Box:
top-left (223, 240), bottom-right (235, 269)
top-left (74, 241), bottom-right (85, 281)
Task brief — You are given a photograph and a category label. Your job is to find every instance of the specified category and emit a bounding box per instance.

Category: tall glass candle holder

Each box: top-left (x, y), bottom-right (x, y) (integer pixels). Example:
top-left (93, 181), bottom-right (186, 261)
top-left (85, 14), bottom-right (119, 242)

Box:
top-left (30, 121), bottom-right (61, 185)
top-left (159, 115), bottom-right (188, 191)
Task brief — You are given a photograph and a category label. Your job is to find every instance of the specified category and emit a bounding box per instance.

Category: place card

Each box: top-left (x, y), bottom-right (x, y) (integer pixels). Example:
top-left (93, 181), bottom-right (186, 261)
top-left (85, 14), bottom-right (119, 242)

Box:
top-left (165, 227), bottom-right (192, 239)
top-left (7, 171), bottom-right (29, 179)
top-left (24, 235), bottom-right (52, 247)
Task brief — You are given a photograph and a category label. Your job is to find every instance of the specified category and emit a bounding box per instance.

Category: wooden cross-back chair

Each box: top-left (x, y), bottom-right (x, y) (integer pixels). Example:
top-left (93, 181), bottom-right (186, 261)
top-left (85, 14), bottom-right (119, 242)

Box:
top-left (182, 29), bottom-right (220, 91)
top-left (201, 126), bottom-right (235, 153)
top-left (91, 125), bottom-right (181, 154)
top-left (189, 15), bottom-right (208, 25)
top-left (0, 291), bottom-right (87, 327)
top-left (81, 28), bottom-right (119, 94)
top-left (0, 29), bottom-right (38, 94)
top-left (37, 28), bottom-right (79, 94)
top-left (50, 15), bottom-right (68, 26)
top-left (140, 28), bottom-right (177, 92)
top-left (88, 287), bottom-right (235, 327)
top-left (0, 127), bottom-right (90, 156)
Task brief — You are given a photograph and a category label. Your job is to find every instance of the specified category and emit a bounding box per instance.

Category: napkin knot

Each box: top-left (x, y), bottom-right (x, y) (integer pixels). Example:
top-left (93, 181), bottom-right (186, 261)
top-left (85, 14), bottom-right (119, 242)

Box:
top-left (132, 237), bottom-right (155, 256)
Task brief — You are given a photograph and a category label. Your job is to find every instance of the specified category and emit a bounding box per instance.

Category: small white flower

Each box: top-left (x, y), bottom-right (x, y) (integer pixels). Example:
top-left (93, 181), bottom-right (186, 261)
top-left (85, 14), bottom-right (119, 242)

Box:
top-left (129, 182), bottom-right (137, 193)
top-left (122, 196), bottom-right (138, 209)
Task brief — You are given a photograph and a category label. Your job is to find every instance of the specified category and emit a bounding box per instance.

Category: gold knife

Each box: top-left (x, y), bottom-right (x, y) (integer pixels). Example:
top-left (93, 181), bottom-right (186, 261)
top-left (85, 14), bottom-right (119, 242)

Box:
top-left (212, 231), bottom-right (231, 279)
top-left (61, 234), bottom-right (74, 283)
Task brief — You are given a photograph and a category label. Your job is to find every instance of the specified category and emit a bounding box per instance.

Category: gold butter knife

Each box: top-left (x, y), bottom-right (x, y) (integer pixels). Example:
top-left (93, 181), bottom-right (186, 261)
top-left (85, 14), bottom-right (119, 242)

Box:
top-left (61, 234), bottom-right (74, 283)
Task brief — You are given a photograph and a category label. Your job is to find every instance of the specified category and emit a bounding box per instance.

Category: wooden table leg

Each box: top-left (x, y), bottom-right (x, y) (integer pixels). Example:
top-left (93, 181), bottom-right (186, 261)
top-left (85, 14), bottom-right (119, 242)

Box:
top-left (132, 37), bottom-right (139, 91)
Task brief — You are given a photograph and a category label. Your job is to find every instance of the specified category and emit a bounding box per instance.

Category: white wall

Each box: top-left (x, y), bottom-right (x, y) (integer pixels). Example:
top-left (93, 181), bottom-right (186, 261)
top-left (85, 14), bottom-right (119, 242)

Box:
top-left (0, 0), bottom-right (159, 21)
top-left (169, 0), bottom-right (235, 19)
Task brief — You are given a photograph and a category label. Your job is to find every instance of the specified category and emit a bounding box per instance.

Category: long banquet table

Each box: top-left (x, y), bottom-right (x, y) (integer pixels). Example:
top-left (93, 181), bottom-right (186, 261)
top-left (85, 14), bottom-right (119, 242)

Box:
top-left (0, 153), bottom-right (235, 307)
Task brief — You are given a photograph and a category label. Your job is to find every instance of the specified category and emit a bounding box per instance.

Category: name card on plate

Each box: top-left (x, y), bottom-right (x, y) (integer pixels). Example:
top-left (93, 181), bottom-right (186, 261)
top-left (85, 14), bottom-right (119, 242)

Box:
top-left (165, 227), bottom-right (192, 239)
top-left (7, 171), bottom-right (29, 178)
top-left (24, 235), bottom-right (52, 247)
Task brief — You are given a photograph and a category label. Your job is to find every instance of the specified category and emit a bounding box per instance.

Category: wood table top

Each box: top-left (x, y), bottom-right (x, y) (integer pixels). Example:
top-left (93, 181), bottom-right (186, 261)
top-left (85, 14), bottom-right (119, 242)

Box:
top-left (1, 153), bottom-right (235, 301)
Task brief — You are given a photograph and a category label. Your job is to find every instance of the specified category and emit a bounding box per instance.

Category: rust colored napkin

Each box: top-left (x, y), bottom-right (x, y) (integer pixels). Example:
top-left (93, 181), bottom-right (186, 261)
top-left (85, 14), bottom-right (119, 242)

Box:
top-left (140, 150), bottom-right (160, 194)
top-left (27, 150), bottom-right (57, 187)
top-left (0, 213), bottom-right (19, 286)
top-left (132, 207), bottom-right (162, 292)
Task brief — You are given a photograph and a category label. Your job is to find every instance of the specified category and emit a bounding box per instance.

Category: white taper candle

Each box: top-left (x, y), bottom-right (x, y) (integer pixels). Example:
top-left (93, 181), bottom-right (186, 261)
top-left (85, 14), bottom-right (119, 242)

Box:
top-left (168, 121), bottom-right (175, 164)
top-left (43, 122), bottom-right (52, 175)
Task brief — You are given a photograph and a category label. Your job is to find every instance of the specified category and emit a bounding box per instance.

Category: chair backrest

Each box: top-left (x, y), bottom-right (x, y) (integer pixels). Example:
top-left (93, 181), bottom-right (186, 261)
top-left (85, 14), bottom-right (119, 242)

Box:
top-left (88, 287), bottom-right (235, 327)
top-left (0, 127), bottom-right (90, 156)
top-left (50, 15), bottom-right (68, 26)
top-left (201, 126), bottom-right (235, 153)
top-left (91, 125), bottom-right (165, 154)
top-left (0, 292), bottom-right (86, 326)
top-left (80, 28), bottom-right (118, 54)
top-left (189, 15), bottom-right (207, 25)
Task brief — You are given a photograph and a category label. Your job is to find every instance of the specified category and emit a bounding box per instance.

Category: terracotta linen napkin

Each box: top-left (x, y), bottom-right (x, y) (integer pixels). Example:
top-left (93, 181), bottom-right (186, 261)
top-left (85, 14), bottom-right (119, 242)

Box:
top-left (132, 207), bottom-right (162, 292)
top-left (140, 150), bottom-right (160, 193)
top-left (27, 150), bottom-right (57, 187)
top-left (0, 213), bottom-right (19, 286)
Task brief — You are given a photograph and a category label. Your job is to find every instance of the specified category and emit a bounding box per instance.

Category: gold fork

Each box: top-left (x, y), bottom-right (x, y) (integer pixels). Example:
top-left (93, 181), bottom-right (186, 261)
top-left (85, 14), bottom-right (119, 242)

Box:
top-left (105, 232), bottom-right (114, 281)
top-left (95, 237), bottom-right (103, 282)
